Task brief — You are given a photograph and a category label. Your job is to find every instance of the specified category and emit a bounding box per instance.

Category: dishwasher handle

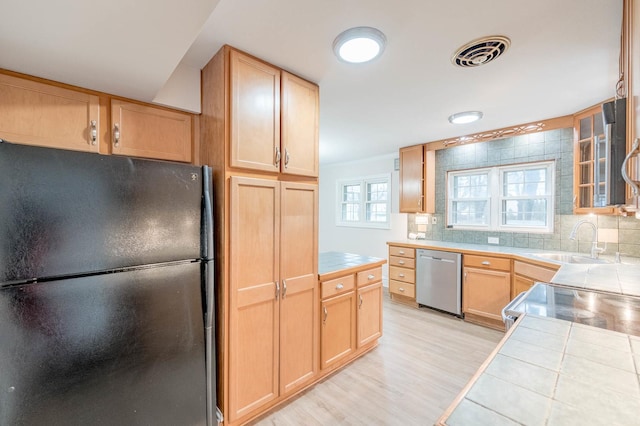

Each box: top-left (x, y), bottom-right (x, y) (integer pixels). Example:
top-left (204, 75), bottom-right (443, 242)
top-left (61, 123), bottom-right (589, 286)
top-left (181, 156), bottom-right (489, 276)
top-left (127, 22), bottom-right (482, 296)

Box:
top-left (419, 254), bottom-right (455, 264)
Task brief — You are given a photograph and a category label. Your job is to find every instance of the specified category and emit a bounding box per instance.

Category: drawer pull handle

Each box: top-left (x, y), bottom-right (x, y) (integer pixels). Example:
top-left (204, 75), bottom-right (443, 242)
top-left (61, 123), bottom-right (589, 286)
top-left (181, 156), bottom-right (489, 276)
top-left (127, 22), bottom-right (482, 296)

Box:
top-left (399, 250), bottom-right (405, 255)
top-left (367, 274), bottom-right (375, 280)
top-left (481, 261), bottom-right (491, 266)
top-left (336, 283), bottom-right (344, 290)
top-left (398, 273), bottom-right (405, 278)
top-left (399, 287), bottom-right (405, 292)
top-left (398, 260), bottom-right (405, 265)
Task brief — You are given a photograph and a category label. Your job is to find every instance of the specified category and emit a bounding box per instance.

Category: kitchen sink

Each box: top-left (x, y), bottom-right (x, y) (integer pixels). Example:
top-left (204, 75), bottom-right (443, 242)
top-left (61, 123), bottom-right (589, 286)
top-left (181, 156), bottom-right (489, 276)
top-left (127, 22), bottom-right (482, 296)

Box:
top-left (528, 252), bottom-right (612, 264)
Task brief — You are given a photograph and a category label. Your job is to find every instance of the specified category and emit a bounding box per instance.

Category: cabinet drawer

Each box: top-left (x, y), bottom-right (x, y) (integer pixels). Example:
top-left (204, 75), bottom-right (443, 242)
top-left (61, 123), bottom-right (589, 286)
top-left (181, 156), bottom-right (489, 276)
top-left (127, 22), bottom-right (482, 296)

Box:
top-left (389, 246), bottom-right (415, 258)
top-left (389, 266), bottom-right (415, 283)
top-left (514, 260), bottom-right (558, 282)
top-left (389, 255), bottom-right (415, 269)
top-left (389, 280), bottom-right (416, 298)
top-left (357, 267), bottom-right (382, 286)
top-left (464, 254), bottom-right (511, 272)
top-left (321, 274), bottom-right (355, 299)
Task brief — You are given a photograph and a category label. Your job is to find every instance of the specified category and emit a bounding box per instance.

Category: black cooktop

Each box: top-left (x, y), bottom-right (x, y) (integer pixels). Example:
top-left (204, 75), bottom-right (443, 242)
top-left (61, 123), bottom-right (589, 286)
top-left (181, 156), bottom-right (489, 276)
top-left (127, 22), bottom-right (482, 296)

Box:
top-left (506, 283), bottom-right (640, 336)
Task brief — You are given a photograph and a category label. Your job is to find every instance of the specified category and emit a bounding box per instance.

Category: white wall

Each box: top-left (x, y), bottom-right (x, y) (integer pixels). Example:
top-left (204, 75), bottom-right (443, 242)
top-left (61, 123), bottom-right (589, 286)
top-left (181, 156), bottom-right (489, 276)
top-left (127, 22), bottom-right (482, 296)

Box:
top-left (319, 153), bottom-right (408, 285)
top-left (152, 62), bottom-right (202, 113)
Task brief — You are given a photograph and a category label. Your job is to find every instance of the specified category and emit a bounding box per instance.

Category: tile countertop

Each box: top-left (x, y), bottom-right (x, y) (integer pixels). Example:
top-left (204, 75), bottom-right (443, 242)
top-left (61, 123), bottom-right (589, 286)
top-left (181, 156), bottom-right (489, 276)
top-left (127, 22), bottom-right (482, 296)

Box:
top-left (387, 240), bottom-right (640, 297)
top-left (437, 314), bottom-right (640, 426)
top-left (318, 251), bottom-right (386, 281)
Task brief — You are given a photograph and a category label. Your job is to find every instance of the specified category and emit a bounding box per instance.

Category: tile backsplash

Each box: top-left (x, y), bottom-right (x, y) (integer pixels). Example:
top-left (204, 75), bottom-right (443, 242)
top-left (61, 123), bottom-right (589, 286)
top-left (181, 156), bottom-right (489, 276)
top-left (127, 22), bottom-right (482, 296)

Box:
top-left (407, 128), bottom-right (640, 258)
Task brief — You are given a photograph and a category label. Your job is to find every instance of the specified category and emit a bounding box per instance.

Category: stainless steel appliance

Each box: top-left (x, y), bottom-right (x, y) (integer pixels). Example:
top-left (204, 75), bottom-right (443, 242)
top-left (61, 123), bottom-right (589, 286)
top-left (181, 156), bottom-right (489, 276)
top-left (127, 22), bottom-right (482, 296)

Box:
top-left (416, 249), bottom-right (462, 316)
top-left (0, 140), bottom-right (216, 425)
top-left (502, 282), bottom-right (640, 336)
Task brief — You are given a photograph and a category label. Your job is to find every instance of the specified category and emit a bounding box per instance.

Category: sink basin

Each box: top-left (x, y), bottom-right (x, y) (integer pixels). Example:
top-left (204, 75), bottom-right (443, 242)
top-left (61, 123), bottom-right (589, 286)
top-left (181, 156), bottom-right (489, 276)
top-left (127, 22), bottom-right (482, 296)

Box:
top-left (529, 253), bottom-right (612, 264)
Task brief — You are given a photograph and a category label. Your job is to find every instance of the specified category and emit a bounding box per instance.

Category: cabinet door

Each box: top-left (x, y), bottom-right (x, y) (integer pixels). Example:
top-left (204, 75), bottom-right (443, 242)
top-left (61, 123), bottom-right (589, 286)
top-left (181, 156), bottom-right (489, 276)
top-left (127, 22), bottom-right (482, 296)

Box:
top-left (399, 145), bottom-right (424, 213)
top-left (357, 282), bottom-right (383, 347)
top-left (230, 49), bottom-right (281, 172)
top-left (281, 72), bottom-right (319, 177)
top-left (321, 291), bottom-right (356, 369)
top-left (513, 275), bottom-right (534, 299)
top-left (462, 267), bottom-right (510, 322)
top-left (110, 100), bottom-right (192, 162)
top-left (229, 177), bottom-right (280, 422)
top-left (0, 73), bottom-right (100, 152)
top-left (279, 182), bottom-right (318, 395)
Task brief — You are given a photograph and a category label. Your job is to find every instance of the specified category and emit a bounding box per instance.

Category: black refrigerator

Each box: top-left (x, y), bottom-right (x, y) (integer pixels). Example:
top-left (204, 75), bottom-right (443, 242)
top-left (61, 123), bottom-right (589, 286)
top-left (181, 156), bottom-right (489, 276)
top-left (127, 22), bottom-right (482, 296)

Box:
top-left (0, 140), bottom-right (216, 426)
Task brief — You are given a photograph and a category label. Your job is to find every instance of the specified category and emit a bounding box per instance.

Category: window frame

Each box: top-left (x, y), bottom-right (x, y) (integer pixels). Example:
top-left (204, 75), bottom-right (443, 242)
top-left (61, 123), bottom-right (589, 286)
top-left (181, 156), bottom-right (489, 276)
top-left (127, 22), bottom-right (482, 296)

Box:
top-left (447, 161), bottom-right (555, 233)
top-left (336, 173), bottom-right (391, 229)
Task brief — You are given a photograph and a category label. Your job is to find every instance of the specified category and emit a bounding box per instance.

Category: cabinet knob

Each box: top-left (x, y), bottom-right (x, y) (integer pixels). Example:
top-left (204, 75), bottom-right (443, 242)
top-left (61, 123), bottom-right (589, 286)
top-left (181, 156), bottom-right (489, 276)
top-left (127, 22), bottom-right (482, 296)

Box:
top-left (399, 287), bottom-right (405, 292)
top-left (398, 273), bottom-right (405, 278)
top-left (481, 261), bottom-right (491, 266)
top-left (367, 274), bottom-right (375, 280)
top-left (336, 283), bottom-right (344, 290)
top-left (398, 260), bottom-right (405, 265)
top-left (90, 120), bottom-right (97, 145)
top-left (275, 146), bottom-right (281, 168)
top-left (113, 123), bottom-right (121, 147)
top-left (399, 251), bottom-right (405, 255)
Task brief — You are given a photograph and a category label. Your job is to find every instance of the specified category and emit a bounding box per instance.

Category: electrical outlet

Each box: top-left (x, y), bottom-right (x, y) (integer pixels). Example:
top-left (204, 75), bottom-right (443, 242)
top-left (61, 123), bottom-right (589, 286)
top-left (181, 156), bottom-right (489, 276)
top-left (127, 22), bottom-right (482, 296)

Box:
top-left (488, 237), bottom-right (499, 244)
top-left (431, 216), bottom-right (437, 224)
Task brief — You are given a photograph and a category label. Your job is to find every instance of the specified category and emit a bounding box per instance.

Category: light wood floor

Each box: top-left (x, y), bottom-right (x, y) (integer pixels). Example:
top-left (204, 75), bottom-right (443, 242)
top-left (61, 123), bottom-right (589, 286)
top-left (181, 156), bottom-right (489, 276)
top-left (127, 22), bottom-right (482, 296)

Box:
top-left (251, 294), bottom-right (503, 425)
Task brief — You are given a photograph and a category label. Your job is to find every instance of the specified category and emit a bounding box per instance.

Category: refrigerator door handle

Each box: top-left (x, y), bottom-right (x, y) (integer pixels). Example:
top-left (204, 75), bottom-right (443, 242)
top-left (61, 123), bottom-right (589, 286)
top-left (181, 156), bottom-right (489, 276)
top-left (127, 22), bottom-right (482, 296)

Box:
top-left (202, 166), bottom-right (214, 261)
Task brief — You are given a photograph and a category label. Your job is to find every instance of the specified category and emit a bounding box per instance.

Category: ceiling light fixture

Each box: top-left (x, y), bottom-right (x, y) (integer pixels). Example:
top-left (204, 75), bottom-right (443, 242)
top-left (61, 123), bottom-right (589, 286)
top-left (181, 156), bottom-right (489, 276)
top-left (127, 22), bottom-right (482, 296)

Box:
top-left (448, 111), bottom-right (483, 124)
top-left (333, 26), bottom-right (386, 63)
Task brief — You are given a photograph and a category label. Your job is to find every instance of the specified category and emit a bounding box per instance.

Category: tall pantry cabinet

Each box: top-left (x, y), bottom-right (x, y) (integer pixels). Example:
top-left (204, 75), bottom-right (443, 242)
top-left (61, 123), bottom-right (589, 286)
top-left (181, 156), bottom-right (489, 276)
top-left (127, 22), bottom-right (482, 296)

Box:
top-left (199, 45), bottom-right (319, 426)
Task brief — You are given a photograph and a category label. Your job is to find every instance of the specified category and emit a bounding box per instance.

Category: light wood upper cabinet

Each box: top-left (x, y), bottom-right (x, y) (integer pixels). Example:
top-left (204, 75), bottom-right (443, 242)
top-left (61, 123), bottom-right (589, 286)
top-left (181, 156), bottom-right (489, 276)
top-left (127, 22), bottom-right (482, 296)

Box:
top-left (111, 100), bottom-right (192, 163)
top-left (399, 145), bottom-right (435, 213)
top-left (203, 46), bottom-right (319, 177)
top-left (230, 50), bottom-right (281, 172)
top-left (281, 72), bottom-right (319, 177)
top-left (572, 104), bottom-right (616, 214)
top-left (0, 73), bottom-right (100, 152)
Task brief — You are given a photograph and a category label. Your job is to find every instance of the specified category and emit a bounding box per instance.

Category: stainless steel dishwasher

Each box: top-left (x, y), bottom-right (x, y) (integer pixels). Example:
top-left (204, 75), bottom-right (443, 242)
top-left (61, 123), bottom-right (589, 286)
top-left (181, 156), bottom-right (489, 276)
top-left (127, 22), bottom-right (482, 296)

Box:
top-left (416, 249), bottom-right (462, 316)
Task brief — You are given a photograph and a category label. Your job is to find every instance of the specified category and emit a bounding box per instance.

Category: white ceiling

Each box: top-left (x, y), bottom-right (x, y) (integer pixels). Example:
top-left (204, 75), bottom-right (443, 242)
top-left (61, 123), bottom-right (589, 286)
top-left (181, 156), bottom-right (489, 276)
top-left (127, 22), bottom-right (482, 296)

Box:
top-left (0, 0), bottom-right (623, 165)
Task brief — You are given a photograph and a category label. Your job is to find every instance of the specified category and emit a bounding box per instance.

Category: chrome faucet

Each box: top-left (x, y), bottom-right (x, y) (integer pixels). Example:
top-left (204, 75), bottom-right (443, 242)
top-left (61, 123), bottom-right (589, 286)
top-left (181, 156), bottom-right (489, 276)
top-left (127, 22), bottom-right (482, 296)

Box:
top-left (569, 219), bottom-right (605, 259)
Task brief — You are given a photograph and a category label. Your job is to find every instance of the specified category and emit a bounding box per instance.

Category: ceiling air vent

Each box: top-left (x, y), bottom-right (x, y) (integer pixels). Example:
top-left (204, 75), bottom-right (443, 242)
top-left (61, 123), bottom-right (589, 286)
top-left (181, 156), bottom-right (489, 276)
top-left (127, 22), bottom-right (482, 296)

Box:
top-left (452, 36), bottom-right (511, 68)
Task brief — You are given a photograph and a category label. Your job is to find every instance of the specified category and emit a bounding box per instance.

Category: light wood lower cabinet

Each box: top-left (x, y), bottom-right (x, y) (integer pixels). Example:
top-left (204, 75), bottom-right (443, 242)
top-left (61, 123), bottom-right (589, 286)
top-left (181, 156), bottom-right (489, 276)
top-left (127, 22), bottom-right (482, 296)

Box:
top-left (0, 73), bottom-right (100, 152)
top-left (512, 260), bottom-right (559, 299)
top-left (228, 177), bottom-right (318, 423)
top-left (388, 245), bottom-right (417, 306)
top-left (357, 281), bottom-right (383, 347)
top-left (321, 291), bottom-right (356, 369)
top-left (320, 265), bottom-right (383, 370)
top-left (463, 254), bottom-right (511, 331)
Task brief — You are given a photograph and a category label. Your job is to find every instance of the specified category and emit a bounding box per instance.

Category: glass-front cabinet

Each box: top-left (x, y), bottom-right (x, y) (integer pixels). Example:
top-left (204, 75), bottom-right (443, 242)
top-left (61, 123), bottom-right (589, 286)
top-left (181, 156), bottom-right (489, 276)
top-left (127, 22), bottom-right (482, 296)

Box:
top-left (573, 104), bottom-right (616, 214)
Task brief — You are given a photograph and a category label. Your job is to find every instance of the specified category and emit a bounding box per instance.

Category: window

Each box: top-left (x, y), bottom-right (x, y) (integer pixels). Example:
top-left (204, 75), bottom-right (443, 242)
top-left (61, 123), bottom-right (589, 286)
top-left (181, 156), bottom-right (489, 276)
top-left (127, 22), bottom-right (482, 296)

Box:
top-left (337, 174), bottom-right (391, 228)
top-left (447, 161), bottom-right (554, 232)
